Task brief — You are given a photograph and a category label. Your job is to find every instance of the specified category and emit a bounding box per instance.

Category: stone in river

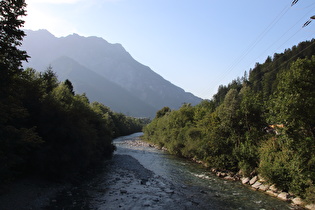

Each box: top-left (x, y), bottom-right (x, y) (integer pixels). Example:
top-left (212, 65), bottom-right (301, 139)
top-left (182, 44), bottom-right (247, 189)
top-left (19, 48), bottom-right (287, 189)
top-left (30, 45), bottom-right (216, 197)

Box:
top-left (164, 189), bottom-right (174, 194)
top-left (277, 192), bottom-right (289, 201)
top-left (258, 184), bottom-right (270, 192)
top-left (251, 181), bottom-right (262, 189)
top-left (120, 189), bottom-right (127, 194)
top-left (292, 197), bottom-right (304, 206)
top-left (249, 176), bottom-right (258, 185)
top-left (241, 177), bottom-right (250, 184)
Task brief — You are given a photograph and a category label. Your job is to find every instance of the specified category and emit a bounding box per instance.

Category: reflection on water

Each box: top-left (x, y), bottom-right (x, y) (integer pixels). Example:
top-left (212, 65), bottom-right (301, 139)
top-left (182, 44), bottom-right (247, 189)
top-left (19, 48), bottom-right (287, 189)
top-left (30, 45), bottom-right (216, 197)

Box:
top-left (114, 132), bottom-right (292, 210)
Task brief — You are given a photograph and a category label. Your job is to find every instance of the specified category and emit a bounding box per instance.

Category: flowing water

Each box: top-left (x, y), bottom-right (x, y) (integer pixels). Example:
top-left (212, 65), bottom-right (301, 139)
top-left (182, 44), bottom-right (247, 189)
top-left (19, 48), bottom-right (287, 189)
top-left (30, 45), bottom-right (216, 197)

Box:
top-left (44, 132), bottom-right (296, 209)
top-left (109, 132), bottom-right (293, 210)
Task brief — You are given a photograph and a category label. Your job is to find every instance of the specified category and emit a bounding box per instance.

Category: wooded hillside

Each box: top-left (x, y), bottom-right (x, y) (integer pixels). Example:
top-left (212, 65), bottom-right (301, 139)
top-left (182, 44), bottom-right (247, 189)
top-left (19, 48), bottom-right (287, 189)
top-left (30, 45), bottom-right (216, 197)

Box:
top-left (143, 39), bottom-right (315, 203)
top-left (0, 0), bottom-right (146, 183)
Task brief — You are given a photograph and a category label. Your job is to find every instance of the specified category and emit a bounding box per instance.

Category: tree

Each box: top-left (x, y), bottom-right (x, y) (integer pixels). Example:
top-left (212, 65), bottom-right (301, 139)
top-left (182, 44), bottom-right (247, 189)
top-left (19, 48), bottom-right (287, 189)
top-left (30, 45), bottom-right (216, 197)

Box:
top-left (64, 79), bottom-right (75, 95)
top-left (0, 0), bottom-right (28, 88)
top-left (0, 0), bottom-right (32, 183)
top-left (217, 88), bottom-right (240, 131)
top-left (260, 57), bottom-right (315, 199)
top-left (41, 66), bottom-right (59, 93)
top-left (155, 106), bottom-right (171, 118)
top-left (269, 56), bottom-right (315, 136)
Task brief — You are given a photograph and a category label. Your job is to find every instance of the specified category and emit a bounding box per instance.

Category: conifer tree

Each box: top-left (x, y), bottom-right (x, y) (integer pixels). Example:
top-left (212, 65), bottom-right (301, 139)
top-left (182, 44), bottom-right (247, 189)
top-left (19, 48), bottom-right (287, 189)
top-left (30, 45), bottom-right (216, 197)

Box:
top-left (0, 0), bottom-right (30, 182)
top-left (0, 0), bottom-right (28, 88)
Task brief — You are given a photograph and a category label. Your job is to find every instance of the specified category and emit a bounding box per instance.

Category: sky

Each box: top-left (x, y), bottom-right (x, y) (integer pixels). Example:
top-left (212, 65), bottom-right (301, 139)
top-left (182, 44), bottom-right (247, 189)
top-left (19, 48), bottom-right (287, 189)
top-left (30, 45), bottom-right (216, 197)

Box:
top-left (23, 0), bottom-right (315, 99)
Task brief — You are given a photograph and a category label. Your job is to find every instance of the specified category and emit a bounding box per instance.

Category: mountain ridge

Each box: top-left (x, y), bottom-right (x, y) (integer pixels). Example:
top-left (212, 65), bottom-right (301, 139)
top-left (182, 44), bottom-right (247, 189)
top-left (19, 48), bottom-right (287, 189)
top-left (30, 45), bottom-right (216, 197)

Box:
top-left (22, 29), bottom-right (202, 117)
top-left (50, 56), bottom-right (157, 117)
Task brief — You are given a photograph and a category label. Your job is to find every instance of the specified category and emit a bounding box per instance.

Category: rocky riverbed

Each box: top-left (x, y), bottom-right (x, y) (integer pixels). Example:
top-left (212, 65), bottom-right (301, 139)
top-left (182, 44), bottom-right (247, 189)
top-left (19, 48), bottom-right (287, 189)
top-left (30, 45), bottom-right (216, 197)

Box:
top-left (86, 154), bottom-right (229, 209)
top-left (0, 148), bottom-right (225, 209)
top-left (0, 133), bottom-right (300, 209)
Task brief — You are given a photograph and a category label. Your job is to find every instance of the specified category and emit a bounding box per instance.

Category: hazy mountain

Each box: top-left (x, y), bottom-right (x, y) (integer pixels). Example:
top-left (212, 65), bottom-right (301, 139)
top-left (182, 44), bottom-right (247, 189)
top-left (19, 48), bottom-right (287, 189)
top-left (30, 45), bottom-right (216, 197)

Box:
top-left (22, 29), bottom-right (202, 117)
top-left (50, 56), bottom-right (157, 117)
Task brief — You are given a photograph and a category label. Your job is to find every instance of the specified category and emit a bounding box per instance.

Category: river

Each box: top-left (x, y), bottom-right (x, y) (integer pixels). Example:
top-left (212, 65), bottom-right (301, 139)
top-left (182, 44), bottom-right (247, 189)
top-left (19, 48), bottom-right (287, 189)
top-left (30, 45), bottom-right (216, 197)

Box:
top-left (44, 132), bottom-right (295, 209)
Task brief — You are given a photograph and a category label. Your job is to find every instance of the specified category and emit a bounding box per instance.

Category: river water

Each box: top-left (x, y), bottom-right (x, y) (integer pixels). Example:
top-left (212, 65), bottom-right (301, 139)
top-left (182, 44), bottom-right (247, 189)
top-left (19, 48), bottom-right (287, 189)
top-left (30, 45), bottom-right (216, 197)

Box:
top-left (106, 133), bottom-right (293, 209)
top-left (45, 132), bottom-right (295, 209)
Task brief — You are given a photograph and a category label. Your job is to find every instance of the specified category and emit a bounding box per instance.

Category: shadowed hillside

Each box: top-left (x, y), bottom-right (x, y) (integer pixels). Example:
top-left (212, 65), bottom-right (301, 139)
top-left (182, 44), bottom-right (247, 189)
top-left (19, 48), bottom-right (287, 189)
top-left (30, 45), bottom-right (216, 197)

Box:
top-left (22, 29), bottom-right (202, 117)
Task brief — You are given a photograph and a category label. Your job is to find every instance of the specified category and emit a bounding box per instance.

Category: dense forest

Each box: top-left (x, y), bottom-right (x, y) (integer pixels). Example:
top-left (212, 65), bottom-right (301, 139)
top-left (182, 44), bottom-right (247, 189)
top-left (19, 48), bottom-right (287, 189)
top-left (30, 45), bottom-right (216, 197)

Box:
top-left (143, 39), bottom-right (315, 202)
top-left (0, 0), bottom-right (146, 183)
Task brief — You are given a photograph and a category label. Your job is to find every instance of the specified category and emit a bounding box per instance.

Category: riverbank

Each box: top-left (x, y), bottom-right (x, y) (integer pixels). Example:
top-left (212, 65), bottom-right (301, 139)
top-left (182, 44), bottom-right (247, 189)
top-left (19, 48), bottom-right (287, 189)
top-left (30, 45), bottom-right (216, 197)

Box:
top-left (0, 133), bottom-right (300, 209)
top-left (138, 138), bottom-right (313, 210)
top-left (0, 148), bottom-right (224, 209)
top-left (205, 162), bottom-right (315, 210)
top-left (0, 176), bottom-right (68, 210)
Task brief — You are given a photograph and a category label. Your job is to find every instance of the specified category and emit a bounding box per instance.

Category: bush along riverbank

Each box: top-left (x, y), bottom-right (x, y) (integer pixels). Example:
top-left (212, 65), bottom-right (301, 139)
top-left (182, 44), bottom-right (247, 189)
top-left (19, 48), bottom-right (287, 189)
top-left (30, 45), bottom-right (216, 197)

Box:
top-left (207, 166), bottom-right (314, 209)
top-left (143, 45), bottom-right (315, 210)
top-left (220, 170), bottom-right (315, 209)
top-left (141, 136), bottom-right (315, 209)
top-left (0, 1), bottom-right (150, 187)
top-left (0, 67), bottom-right (149, 184)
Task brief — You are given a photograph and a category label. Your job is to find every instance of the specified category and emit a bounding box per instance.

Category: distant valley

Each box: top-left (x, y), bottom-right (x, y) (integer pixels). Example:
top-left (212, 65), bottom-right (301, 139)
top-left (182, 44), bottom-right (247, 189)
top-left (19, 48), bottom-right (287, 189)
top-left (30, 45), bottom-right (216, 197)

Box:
top-left (22, 29), bottom-right (202, 117)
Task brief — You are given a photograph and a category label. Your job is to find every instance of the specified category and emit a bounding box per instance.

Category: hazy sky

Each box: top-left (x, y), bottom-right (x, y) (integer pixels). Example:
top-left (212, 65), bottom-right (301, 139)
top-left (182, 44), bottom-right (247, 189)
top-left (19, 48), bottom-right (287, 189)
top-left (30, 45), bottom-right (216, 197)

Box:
top-left (23, 0), bottom-right (315, 99)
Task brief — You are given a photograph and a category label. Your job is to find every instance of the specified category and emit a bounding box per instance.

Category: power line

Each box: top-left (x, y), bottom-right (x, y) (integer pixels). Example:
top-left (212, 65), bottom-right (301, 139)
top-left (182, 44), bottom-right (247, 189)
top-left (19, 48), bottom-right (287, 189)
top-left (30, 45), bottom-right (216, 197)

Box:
top-left (291, 0), bottom-right (299, 7)
top-left (203, 1), bottom-right (315, 99)
top-left (252, 3), bottom-right (315, 64)
top-left (218, 5), bottom-right (290, 83)
top-left (202, 3), bottom-right (291, 99)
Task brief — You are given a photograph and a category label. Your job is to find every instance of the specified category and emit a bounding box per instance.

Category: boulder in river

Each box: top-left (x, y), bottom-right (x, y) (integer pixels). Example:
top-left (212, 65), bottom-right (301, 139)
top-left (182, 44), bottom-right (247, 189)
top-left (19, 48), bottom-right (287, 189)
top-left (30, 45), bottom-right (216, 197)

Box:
top-left (223, 175), bottom-right (235, 181)
top-left (251, 181), bottom-right (262, 190)
top-left (249, 176), bottom-right (258, 185)
top-left (164, 189), bottom-right (174, 194)
top-left (269, 184), bottom-right (279, 192)
top-left (265, 190), bottom-right (278, 197)
top-left (292, 197), bottom-right (304, 206)
top-left (305, 203), bottom-right (315, 210)
top-left (258, 184), bottom-right (270, 192)
top-left (241, 177), bottom-right (250, 185)
top-left (277, 192), bottom-right (289, 201)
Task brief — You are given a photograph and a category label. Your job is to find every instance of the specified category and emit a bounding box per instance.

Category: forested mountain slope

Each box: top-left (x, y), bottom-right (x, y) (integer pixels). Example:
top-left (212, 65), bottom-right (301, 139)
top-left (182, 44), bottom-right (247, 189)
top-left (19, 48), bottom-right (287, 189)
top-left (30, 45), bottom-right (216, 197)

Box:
top-left (213, 39), bottom-right (315, 106)
top-left (144, 39), bottom-right (315, 204)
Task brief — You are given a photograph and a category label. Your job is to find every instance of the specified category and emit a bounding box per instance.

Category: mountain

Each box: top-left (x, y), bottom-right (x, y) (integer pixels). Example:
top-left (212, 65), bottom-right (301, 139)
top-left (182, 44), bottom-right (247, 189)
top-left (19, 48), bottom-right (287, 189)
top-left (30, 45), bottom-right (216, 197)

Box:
top-left (21, 29), bottom-right (202, 117)
top-left (50, 56), bottom-right (157, 117)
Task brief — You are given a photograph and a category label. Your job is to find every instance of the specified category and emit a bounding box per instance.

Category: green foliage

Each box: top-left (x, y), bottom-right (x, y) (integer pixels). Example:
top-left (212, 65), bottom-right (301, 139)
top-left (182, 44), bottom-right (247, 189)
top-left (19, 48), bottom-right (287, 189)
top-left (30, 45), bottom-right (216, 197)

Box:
top-left (0, 15), bottom-right (145, 180)
top-left (0, 1), bottom-right (130, 183)
top-left (258, 135), bottom-right (313, 196)
top-left (0, 0), bottom-right (37, 182)
top-left (64, 79), bottom-right (75, 95)
top-left (269, 57), bottom-right (315, 135)
top-left (0, 0), bottom-right (28, 87)
top-left (155, 106), bottom-right (171, 118)
top-left (2, 0), bottom-right (315, 201)
top-left (0, 64), bottom-right (146, 181)
top-left (217, 89), bottom-right (240, 132)
top-left (258, 57), bottom-right (315, 200)
top-left (143, 39), bottom-right (315, 202)
top-left (32, 83), bottom-right (114, 177)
